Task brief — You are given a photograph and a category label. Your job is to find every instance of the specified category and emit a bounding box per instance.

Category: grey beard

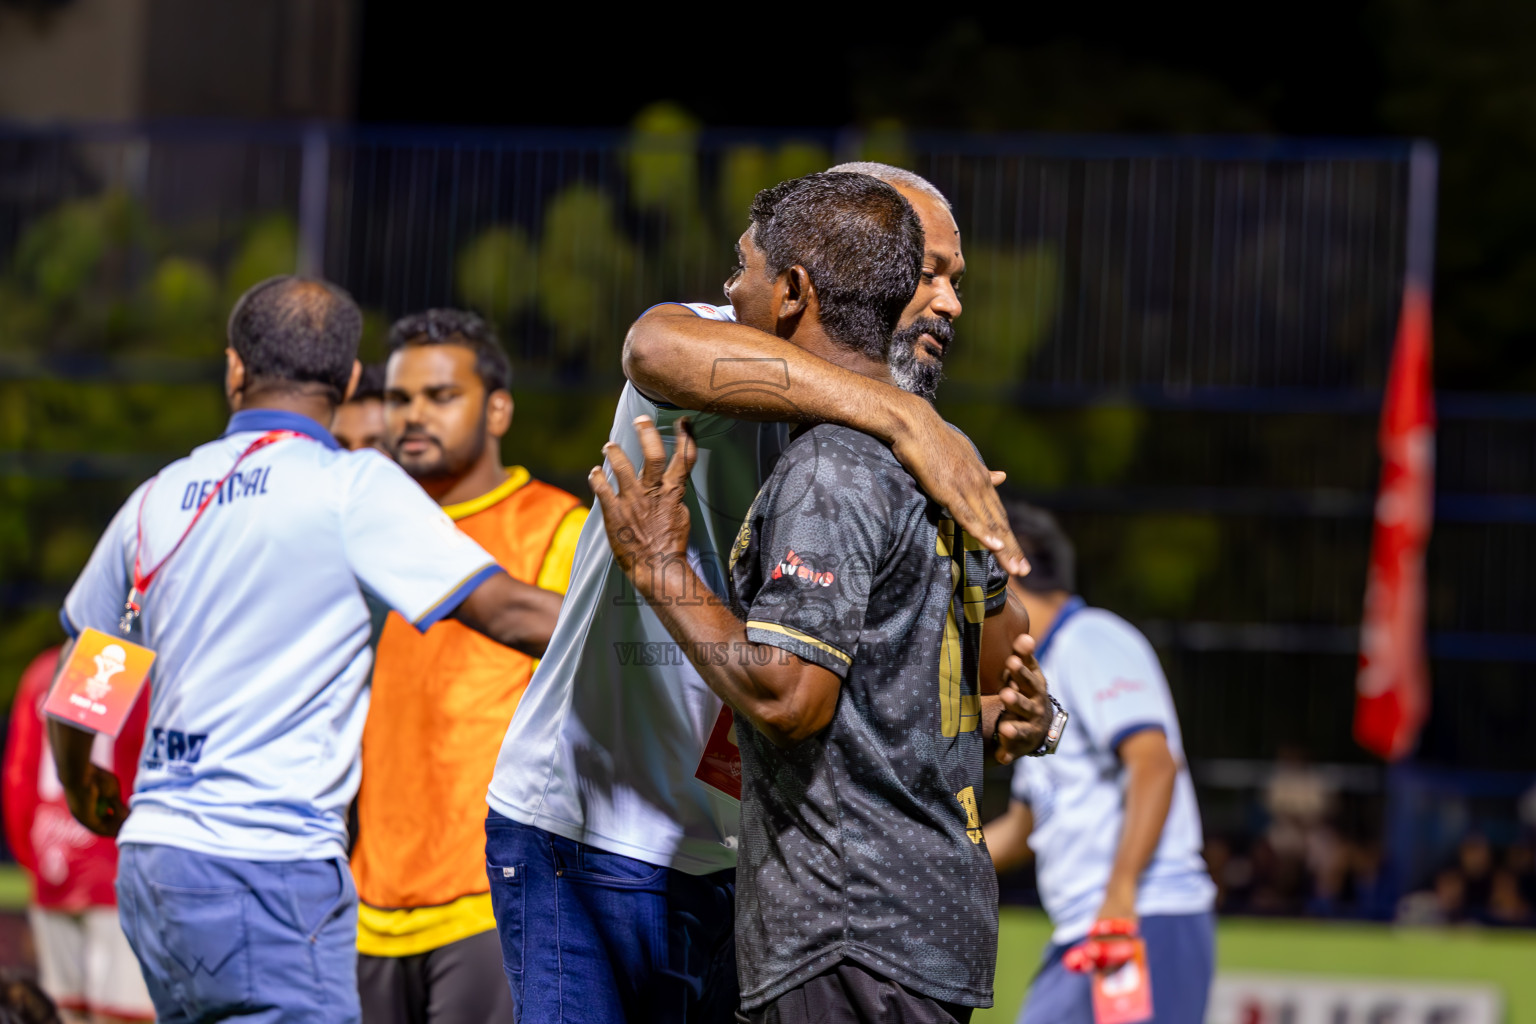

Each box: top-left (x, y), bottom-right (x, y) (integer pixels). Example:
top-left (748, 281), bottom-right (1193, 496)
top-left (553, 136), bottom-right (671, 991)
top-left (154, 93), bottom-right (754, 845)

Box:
top-left (888, 337), bottom-right (944, 401)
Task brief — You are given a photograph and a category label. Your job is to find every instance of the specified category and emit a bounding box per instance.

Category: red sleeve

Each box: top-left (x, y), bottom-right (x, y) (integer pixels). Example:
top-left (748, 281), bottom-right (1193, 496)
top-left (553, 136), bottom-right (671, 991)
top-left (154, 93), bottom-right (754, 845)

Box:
top-left (3, 648), bottom-right (60, 873)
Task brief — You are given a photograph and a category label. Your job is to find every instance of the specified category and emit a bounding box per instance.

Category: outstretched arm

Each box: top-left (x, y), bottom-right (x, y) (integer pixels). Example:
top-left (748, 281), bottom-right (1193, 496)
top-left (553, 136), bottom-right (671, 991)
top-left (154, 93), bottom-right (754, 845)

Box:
top-left (623, 305), bottom-right (1029, 576)
top-left (452, 573), bottom-right (564, 658)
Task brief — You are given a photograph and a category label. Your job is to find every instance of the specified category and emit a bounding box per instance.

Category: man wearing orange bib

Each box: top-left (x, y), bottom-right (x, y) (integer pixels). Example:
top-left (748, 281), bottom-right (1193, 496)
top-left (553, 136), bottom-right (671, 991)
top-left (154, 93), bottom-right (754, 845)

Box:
top-left (351, 310), bottom-right (586, 1024)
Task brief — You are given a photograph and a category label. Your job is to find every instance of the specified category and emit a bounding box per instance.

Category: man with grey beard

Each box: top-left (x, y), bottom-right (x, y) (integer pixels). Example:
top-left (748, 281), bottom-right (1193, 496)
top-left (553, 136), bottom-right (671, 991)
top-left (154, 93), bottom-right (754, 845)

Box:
top-left (826, 162), bottom-right (962, 403)
top-left (591, 171), bottom-right (1056, 1022)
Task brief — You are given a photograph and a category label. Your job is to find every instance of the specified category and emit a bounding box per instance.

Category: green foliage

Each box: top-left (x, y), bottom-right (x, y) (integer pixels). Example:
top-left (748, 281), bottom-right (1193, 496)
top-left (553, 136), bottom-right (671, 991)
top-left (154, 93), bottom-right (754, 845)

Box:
top-left (537, 187), bottom-right (639, 362)
top-left (505, 387), bottom-right (619, 493)
top-left (941, 243), bottom-right (1059, 385)
top-left (0, 206), bottom-right (304, 697)
top-left (0, 608), bottom-right (65, 706)
top-left (854, 119), bottom-right (914, 170)
top-left (13, 192), bottom-right (147, 312)
top-left (1118, 515), bottom-right (1223, 614)
top-left (1079, 404), bottom-right (1144, 484)
top-left (455, 226), bottom-right (539, 328)
top-left (626, 102), bottom-right (703, 218)
top-left (716, 140), bottom-right (834, 230)
top-left (225, 215), bottom-right (298, 302)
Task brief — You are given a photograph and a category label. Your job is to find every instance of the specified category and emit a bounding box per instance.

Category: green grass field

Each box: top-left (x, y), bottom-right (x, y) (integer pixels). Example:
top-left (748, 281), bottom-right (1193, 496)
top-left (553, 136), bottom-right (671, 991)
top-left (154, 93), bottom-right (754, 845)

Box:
top-left (4, 867), bottom-right (1534, 1021)
top-left (979, 907), bottom-right (1536, 1023)
top-left (0, 866), bottom-right (28, 913)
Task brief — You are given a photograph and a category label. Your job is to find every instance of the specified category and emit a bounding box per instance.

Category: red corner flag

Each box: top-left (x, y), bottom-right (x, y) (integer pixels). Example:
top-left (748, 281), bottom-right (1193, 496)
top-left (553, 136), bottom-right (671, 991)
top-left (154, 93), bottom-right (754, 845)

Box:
top-left (1355, 283), bottom-right (1436, 760)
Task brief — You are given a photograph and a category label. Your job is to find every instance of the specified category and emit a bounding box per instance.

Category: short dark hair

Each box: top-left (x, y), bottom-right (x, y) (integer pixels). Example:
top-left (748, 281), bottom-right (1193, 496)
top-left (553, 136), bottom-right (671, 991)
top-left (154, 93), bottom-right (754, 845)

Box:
top-left (386, 308), bottom-right (511, 394)
top-left (227, 276), bottom-right (363, 404)
top-left (749, 171), bottom-right (924, 360)
top-left (349, 362), bottom-right (386, 403)
top-left (1004, 499), bottom-right (1077, 593)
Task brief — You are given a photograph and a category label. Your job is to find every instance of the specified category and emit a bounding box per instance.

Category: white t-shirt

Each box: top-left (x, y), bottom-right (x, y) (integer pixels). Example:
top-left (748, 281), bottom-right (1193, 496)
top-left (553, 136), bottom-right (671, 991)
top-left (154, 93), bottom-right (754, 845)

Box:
top-left (62, 409), bottom-right (501, 861)
top-left (488, 303), bottom-right (786, 875)
top-left (1011, 599), bottom-right (1216, 944)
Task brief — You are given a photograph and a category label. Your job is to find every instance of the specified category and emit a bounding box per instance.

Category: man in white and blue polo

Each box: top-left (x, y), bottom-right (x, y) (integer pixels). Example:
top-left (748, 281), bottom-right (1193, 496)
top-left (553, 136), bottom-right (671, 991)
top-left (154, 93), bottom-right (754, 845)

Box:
top-left (50, 276), bottom-right (564, 1024)
top-left (984, 503), bottom-right (1216, 1024)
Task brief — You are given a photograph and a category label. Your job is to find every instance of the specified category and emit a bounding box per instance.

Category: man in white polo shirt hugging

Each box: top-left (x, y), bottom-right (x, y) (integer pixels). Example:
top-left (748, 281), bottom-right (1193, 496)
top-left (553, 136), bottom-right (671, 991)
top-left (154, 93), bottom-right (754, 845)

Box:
top-left (50, 276), bottom-right (565, 1024)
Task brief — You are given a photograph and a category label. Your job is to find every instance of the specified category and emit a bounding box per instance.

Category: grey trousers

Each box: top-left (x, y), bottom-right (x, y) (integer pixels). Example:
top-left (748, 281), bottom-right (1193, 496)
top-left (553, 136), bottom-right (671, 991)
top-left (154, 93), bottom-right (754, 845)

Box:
top-left (358, 930), bottom-right (514, 1024)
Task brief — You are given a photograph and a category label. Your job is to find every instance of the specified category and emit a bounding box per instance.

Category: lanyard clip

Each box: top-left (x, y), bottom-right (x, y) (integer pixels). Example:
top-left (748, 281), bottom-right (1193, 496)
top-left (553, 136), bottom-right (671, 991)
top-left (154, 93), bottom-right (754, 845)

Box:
top-left (119, 587), bottom-right (143, 635)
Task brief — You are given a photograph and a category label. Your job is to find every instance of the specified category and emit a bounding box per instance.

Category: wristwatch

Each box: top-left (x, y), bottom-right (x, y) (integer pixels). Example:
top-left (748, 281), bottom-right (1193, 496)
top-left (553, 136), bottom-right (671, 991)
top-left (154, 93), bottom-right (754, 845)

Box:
top-left (1025, 695), bottom-right (1069, 757)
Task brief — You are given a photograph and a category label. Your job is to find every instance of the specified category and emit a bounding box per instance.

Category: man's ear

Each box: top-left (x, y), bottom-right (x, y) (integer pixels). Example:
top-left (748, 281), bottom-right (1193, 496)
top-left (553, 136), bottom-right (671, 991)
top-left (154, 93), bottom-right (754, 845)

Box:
top-left (772, 265), bottom-right (813, 334)
top-left (342, 360), bottom-right (362, 403)
top-left (224, 348), bottom-right (246, 411)
top-left (487, 389), bottom-right (513, 440)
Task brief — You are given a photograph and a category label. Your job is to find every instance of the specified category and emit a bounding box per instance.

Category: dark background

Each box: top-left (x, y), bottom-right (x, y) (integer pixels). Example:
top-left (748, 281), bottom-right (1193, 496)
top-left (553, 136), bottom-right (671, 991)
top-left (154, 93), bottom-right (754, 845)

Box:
top-left (357, 2), bottom-right (1536, 394)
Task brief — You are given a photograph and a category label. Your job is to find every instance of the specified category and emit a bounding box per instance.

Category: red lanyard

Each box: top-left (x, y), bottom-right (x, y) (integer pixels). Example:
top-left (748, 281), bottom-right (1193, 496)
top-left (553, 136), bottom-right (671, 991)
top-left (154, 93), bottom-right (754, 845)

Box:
top-left (119, 430), bottom-right (307, 634)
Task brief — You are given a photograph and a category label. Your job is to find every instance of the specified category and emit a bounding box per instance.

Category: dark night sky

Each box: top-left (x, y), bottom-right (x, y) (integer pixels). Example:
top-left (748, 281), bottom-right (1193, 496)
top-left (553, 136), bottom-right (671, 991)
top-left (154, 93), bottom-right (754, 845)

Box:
top-left (356, 4), bottom-right (1380, 134)
top-left (357, 2), bottom-right (1536, 391)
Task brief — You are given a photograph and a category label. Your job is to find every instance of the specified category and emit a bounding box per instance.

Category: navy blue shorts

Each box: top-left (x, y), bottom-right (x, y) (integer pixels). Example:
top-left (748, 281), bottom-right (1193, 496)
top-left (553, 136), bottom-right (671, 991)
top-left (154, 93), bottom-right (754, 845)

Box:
top-left (484, 810), bottom-right (737, 1024)
top-left (1019, 912), bottom-right (1215, 1024)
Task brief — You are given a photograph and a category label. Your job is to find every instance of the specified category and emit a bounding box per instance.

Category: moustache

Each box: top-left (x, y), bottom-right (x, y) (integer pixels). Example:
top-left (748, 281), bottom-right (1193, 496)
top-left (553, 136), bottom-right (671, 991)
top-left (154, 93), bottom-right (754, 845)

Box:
top-left (901, 317), bottom-right (954, 354)
top-left (396, 430), bottom-right (442, 449)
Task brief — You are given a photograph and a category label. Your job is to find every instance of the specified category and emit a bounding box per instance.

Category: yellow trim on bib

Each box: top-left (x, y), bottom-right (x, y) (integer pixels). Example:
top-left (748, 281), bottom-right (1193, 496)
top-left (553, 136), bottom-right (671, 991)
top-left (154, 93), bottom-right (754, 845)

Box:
top-left (357, 893), bottom-right (497, 958)
top-left (536, 506), bottom-right (588, 592)
top-left (442, 467), bottom-right (531, 522)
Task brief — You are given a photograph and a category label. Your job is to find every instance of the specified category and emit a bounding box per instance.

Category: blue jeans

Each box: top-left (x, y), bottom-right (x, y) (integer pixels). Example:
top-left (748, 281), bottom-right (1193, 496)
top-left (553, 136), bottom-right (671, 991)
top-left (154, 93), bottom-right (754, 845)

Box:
top-left (116, 843), bottom-right (360, 1024)
top-left (1020, 912), bottom-right (1215, 1024)
top-left (484, 811), bottom-right (737, 1024)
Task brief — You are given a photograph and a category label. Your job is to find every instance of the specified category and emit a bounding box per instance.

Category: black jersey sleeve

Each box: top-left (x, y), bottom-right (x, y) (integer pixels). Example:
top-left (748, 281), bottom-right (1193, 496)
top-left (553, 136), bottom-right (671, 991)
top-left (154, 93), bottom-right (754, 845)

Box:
top-left (982, 551), bottom-right (1010, 613)
top-left (732, 429), bottom-right (894, 679)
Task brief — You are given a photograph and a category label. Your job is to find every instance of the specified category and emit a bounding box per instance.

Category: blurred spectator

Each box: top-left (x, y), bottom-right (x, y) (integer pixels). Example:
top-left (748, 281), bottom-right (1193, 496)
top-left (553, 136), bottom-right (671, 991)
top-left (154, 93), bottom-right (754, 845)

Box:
top-left (1264, 747), bottom-right (1334, 861)
top-left (1, 650), bottom-right (153, 1024)
top-left (1487, 870), bottom-right (1531, 926)
top-left (1393, 834), bottom-right (1536, 926)
top-left (1506, 842), bottom-right (1536, 905)
top-left (0, 971), bottom-right (61, 1024)
top-left (331, 362), bottom-right (387, 452)
top-left (1435, 868), bottom-right (1468, 923)
top-left (1458, 834), bottom-right (1495, 910)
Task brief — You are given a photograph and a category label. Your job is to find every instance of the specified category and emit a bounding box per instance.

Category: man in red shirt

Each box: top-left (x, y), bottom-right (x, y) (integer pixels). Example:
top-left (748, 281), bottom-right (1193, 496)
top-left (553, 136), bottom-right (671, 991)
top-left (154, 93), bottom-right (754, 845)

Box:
top-left (3, 648), bottom-right (153, 1024)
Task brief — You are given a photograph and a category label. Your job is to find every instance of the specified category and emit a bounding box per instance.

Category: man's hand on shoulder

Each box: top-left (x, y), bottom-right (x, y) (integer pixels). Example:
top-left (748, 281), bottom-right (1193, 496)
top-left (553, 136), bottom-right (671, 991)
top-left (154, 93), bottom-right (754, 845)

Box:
top-left (887, 394), bottom-right (1030, 577)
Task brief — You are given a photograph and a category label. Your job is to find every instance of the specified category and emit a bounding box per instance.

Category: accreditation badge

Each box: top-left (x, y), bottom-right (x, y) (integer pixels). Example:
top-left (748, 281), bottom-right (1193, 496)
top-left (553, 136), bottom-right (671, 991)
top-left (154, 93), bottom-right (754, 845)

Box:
top-left (1092, 939), bottom-right (1154, 1024)
top-left (694, 704), bottom-right (742, 800)
top-left (43, 627), bottom-right (154, 737)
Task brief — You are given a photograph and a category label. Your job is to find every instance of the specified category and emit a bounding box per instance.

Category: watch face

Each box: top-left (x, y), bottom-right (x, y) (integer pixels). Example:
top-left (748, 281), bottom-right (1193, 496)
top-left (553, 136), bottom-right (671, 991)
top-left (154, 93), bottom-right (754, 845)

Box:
top-left (1044, 707), bottom-right (1069, 754)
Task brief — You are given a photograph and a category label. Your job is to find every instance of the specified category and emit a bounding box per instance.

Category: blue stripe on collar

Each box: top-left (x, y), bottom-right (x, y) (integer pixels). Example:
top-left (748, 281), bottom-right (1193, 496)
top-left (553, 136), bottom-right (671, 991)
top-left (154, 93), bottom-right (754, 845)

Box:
top-left (223, 409), bottom-right (341, 450)
top-left (1035, 595), bottom-right (1087, 663)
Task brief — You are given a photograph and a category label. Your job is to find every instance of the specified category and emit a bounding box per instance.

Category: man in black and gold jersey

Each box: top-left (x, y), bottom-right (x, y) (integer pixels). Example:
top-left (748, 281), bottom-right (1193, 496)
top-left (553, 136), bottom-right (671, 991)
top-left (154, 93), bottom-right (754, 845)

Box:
top-left (591, 171), bottom-right (1056, 1023)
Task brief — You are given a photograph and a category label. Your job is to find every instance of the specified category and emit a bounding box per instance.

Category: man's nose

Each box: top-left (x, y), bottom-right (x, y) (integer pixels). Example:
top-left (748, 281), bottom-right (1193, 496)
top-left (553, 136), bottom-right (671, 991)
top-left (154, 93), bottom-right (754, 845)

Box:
top-left (405, 394), bottom-right (432, 423)
top-left (932, 279), bottom-right (962, 319)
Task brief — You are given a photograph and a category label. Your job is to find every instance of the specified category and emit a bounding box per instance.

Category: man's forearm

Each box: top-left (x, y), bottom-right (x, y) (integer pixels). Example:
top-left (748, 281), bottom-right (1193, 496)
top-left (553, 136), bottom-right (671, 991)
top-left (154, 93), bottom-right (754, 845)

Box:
top-left (48, 718), bottom-right (96, 789)
top-left (624, 312), bottom-right (918, 443)
top-left (1103, 739), bottom-right (1178, 914)
top-left (453, 572), bottom-right (564, 658)
top-left (636, 557), bottom-right (832, 746)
